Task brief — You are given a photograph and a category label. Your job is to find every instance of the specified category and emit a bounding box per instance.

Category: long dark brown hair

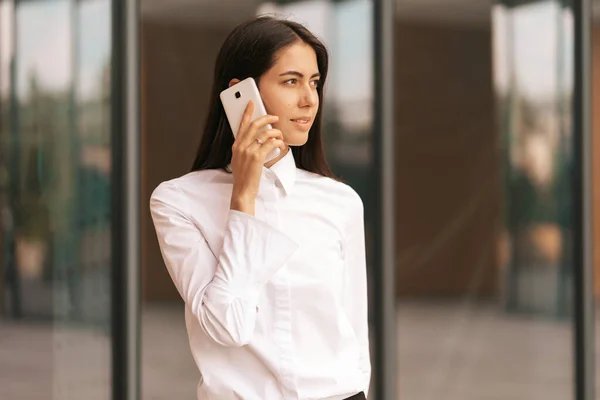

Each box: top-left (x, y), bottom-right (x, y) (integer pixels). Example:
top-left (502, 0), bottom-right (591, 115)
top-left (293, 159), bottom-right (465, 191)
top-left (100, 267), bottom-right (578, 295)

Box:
top-left (190, 16), bottom-right (336, 179)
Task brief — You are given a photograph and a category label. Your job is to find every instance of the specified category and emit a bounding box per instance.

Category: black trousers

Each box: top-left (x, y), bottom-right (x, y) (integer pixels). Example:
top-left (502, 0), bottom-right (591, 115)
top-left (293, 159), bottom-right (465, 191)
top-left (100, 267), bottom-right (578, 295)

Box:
top-left (344, 392), bottom-right (366, 400)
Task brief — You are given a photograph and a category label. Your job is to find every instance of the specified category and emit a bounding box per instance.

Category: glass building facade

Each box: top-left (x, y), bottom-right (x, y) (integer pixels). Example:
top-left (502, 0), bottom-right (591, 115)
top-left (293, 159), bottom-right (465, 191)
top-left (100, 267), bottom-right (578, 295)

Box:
top-left (0, 0), bottom-right (596, 399)
top-left (1, 0), bottom-right (114, 398)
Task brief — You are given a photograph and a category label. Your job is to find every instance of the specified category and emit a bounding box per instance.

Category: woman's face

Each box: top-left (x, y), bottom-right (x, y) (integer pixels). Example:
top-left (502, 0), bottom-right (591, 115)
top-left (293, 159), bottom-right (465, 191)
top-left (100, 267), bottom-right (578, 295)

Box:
top-left (258, 41), bottom-right (320, 146)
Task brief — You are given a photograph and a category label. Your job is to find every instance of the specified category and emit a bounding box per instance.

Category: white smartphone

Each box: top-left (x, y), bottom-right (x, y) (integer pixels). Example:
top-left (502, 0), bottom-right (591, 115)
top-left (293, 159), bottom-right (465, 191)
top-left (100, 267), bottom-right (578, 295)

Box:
top-left (220, 77), bottom-right (280, 164)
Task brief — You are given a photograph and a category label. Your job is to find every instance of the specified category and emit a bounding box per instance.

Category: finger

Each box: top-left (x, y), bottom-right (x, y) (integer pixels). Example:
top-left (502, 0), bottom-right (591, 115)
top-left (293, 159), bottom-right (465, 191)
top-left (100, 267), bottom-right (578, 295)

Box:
top-left (236, 101), bottom-right (255, 142)
top-left (258, 138), bottom-right (286, 158)
top-left (239, 114), bottom-right (279, 147)
top-left (253, 129), bottom-right (283, 145)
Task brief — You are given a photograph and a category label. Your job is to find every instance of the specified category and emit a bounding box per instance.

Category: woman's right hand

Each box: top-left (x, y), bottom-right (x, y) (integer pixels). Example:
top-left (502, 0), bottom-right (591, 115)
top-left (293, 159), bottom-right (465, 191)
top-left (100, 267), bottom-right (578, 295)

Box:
top-left (229, 101), bottom-right (286, 216)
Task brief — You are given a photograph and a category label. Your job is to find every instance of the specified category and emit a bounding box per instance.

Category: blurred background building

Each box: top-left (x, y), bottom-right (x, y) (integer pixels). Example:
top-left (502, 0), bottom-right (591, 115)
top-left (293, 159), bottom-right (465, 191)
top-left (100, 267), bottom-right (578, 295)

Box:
top-left (0, 0), bottom-right (598, 399)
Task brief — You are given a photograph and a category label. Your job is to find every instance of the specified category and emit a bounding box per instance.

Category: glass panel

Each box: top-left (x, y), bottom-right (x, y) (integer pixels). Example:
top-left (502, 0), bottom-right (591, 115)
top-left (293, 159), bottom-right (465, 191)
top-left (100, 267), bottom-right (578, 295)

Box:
top-left (0, 0), bottom-right (113, 398)
top-left (140, 0), bottom-right (375, 397)
top-left (396, 0), bottom-right (575, 399)
top-left (52, 0), bottom-right (113, 398)
top-left (499, 1), bottom-right (575, 317)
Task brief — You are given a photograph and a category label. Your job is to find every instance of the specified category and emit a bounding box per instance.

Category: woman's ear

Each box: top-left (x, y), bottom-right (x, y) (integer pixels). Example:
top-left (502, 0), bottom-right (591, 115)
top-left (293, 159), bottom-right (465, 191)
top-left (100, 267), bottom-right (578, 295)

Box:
top-left (228, 78), bottom-right (240, 88)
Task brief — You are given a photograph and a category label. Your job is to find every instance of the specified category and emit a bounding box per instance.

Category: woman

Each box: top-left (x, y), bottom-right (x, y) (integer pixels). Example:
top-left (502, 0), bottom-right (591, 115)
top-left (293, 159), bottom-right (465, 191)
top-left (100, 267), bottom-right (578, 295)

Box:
top-left (150, 16), bottom-right (370, 400)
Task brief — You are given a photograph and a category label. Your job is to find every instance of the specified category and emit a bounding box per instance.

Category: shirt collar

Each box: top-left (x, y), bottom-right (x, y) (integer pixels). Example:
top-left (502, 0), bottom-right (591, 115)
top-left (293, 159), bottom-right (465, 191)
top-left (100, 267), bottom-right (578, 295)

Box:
top-left (264, 147), bottom-right (296, 195)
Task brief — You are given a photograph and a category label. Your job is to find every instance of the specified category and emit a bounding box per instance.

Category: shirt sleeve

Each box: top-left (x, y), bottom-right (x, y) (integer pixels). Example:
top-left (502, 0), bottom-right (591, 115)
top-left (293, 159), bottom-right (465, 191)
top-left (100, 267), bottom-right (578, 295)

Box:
top-left (149, 182), bottom-right (299, 348)
top-left (342, 192), bottom-right (372, 395)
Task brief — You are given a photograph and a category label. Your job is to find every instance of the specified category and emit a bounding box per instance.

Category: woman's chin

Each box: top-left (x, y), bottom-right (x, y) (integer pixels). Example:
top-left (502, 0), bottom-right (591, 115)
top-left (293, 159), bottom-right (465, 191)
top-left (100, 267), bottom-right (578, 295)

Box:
top-left (285, 133), bottom-right (310, 147)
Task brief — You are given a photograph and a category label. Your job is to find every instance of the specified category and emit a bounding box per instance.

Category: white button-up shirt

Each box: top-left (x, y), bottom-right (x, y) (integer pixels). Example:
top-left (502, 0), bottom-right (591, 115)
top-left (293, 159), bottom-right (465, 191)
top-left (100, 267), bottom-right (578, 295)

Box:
top-left (150, 149), bottom-right (371, 400)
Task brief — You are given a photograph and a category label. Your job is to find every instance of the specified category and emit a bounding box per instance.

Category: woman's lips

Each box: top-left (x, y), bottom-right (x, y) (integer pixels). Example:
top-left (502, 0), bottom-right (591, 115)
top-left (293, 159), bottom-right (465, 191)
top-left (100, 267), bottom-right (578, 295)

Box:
top-left (290, 117), bottom-right (312, 130)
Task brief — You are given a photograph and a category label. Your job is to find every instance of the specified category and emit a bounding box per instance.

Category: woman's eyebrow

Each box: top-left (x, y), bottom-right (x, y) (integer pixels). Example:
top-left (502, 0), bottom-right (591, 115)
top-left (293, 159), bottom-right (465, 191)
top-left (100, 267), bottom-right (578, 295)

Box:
top-left (279, 71), bottom-right (321, 78)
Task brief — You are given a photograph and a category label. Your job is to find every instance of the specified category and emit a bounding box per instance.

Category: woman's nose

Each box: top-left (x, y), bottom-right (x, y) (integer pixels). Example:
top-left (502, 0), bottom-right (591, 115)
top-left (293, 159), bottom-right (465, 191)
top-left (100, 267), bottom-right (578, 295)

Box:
top-left (300, 87), bottom-right (318, 108)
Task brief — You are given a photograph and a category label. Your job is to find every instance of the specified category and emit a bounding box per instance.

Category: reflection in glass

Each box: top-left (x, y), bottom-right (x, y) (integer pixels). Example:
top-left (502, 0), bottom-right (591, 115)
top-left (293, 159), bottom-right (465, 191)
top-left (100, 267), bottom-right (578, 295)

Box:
top-left (0, 0), bottom-right (112, 398)
top-left (498, 1), bottom-right (574, 317)
top-left (395, 1), bottom-right (576, 399)
top-left (14, 0), bottom-right (72, 318)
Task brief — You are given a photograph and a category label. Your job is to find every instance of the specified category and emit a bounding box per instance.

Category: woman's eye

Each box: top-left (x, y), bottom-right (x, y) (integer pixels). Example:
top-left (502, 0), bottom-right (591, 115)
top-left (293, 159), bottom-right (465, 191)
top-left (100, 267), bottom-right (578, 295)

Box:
top-left (283, 78), bottom-right (319, 87)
